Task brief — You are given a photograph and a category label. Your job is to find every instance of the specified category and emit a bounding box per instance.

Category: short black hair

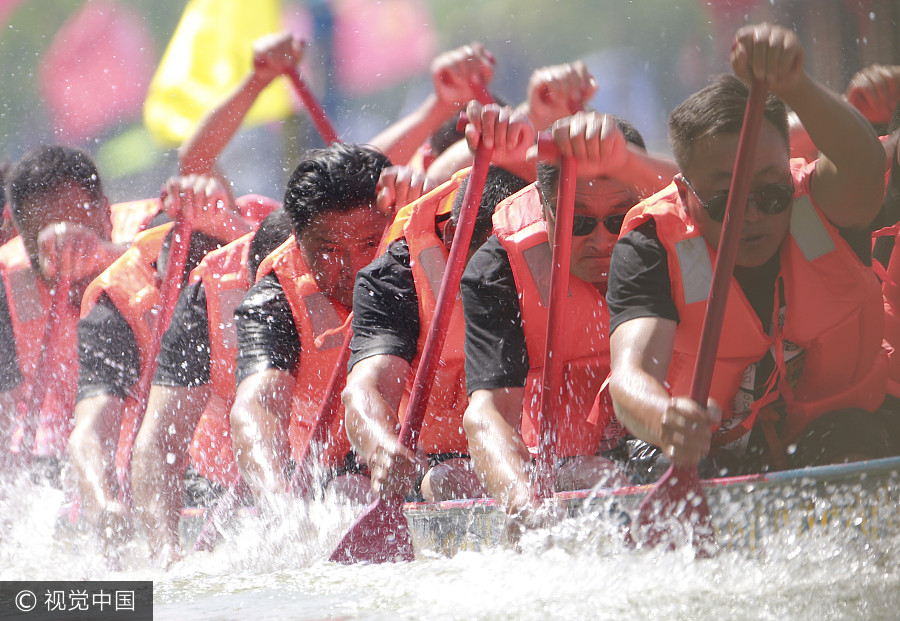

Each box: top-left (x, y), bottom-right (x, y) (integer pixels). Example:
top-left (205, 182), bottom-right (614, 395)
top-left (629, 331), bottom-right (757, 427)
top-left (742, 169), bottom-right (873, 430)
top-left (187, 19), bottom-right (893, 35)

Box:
top-left (246, 208), bottom-right (293, 286)
top-left (536, 115), bottom-right (646, 210)
top-left (451, 165), bottom-right (528, 247)
top-left (283, 143), bottom-right (390, 236)
top-left (669, 73), bottom-right (788, 173)
top-left (8, 145), bottom-right (105, 227)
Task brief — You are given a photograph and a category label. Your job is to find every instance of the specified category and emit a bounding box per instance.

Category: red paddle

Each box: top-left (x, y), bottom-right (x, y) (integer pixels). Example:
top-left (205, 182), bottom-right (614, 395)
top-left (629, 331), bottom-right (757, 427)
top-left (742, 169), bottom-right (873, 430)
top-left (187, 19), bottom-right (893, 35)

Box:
top-left (119, 214), bottom-right (193, 505)
top-left (17, 259), bottom-right (72, 468)
top-left (627, 79), bottom-right (768, 553)
top-left (532, 134), bottom-right (576, 500)
top-left (285, 67), bottom-right (339, 145)
top-left (330, 123), bottom-right (494, 564)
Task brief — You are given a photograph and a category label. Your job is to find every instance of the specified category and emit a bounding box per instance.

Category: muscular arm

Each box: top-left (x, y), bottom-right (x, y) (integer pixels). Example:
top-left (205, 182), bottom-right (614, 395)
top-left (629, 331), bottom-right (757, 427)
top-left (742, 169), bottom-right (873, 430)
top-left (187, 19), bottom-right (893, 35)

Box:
top-left (230, 368), bottom-right (295, 502)
top-left (342, 354), bottom-right (418, 497)
top-left (462, 387), bottom-right (531, 515)
top-left (608, 317), bottom-right (718, 466)
top-left (68, 394), bottom-right (129, 535)
top-left (131, 384), bottom-right (210, 566)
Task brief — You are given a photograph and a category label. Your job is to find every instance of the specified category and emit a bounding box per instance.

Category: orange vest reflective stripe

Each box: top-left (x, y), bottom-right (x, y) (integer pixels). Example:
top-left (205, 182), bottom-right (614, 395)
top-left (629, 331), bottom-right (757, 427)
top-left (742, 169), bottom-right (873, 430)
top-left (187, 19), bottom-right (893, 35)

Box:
top-left (0, 237), bottom-right (79, 457)
top-left (395, 171), bottom-right (467, 453)
top-left (256, 237), bottom-right (352, 467)
top-left (187, 234), bottom-right (253, 486)
top-left (492, 184), bottom-right (614, 457)
top-left (621, 162), bottom-right (887, 447)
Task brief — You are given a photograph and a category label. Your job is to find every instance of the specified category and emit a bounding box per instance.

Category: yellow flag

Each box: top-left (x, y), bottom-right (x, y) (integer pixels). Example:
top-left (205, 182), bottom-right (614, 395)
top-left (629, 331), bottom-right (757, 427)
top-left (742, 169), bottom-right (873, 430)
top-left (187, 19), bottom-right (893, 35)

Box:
top-left (143, 0), bottom-right (292, 145)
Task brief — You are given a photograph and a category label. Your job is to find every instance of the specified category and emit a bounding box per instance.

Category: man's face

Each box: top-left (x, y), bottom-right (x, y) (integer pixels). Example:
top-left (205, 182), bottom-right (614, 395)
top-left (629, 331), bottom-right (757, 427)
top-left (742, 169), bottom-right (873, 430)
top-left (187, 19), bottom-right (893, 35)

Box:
top-left (678, 121), bottom-right (792, 268)
top-left (542, 177), bottom-right (639, 285)
top-left (297, 204), bottom-right (388, 308)
top-left (17, 181), bottom-right (110, 268)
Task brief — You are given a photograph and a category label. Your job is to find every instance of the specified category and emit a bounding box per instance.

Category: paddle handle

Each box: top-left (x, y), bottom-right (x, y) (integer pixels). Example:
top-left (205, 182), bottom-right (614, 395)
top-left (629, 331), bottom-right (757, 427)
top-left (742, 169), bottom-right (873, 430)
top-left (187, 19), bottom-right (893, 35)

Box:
top-left (533, 134), bottom-right (575, 500)
top-left (120, 216), bottom-right (193, 502)
top-left (689, 79), bottom-right (768, 405)
top-left (286, 67), bottom-right (340, 145)
top-left (398, 142), bottom-right (493, 450)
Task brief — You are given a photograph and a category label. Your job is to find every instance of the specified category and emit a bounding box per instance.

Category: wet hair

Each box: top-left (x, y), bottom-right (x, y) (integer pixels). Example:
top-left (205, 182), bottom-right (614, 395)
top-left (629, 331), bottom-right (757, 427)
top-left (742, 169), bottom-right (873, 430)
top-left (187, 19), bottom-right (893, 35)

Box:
top-left (450, 165), bottom-right (528, 247)
top-left (283, 143), bottom-right (390, 236)
top-left (536, 115), bottom-right (646, 211)
top-left (158, 229), bottom-right (226, 288)
top-left (7, 145), bottom-right (105, 226)
top-left (669, 73), bottom-right (788, 172)
top-left (246, 208), bottom-right (293, 286)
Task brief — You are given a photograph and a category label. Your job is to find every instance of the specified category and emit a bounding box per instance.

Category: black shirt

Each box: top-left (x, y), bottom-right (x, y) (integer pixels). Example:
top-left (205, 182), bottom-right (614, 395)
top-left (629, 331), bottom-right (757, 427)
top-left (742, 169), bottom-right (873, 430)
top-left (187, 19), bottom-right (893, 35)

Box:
top-left (77, 293), bottom-right (140, 401)
top-left (151, 281), bottom-right (211, 387)
top-left (348, 240), bottom-right (420, 370)
top-left (460, 235), bottom-right (530, 394)
top-left (0, 284), bottom-right (22, 391)
top-left (233, 271), bottom-right (301, 385)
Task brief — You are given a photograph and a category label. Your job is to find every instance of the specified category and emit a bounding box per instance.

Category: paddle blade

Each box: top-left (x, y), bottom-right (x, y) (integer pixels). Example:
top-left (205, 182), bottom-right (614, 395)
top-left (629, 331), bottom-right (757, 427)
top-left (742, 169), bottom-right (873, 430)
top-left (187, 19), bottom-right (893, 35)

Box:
top-left (626, 465), bottom-right (715, 557)
top-left (329, 496), bottom-right (415, 564)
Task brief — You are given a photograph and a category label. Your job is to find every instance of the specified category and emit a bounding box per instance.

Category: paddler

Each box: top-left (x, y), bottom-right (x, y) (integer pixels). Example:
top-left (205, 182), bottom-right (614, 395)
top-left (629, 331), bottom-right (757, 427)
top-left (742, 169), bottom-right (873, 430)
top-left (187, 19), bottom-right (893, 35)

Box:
top-left (131, 208), bottom-right (292, 567)
top-left (460, 102), bottom-right (676, 537)
top-left (68, 174), bottom-right (274, 553)
top-left (229, 143), bottom-right (391, 510)
top-left (341, 159), bottom-right (528, 503)
top-left (606, 23), bottom-right (893, 482)
top-left (0, 146), bottom-right (158, 478)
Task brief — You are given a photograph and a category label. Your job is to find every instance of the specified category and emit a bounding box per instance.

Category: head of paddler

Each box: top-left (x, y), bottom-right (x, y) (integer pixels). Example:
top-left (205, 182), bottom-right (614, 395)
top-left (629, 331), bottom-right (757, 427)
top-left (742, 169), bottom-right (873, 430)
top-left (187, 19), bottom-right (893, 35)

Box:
top-left (284, 143), bottom-right (392, 308)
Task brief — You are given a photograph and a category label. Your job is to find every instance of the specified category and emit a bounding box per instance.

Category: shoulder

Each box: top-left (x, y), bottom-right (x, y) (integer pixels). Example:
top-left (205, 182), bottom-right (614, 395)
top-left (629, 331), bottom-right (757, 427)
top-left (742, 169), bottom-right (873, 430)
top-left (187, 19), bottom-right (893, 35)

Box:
top-left (462, 235), bottom-right (512, 288)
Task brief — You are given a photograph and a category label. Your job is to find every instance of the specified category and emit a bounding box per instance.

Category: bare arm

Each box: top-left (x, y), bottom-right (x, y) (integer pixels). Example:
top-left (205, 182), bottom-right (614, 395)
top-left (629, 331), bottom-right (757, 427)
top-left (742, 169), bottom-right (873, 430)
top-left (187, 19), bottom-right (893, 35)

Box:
top-left (608, 316), bottom-right (719, 466)
top-left (342, 354), bottom-right (422, 497)
top-left (462, 387), bottom-right (531, 515)
top-left (131, 384), bottom-right (210, 566)
top-left (229, 368), bottom-right (294, 501)
top-left (732, 24), bottom-right (885, 229)
top-left (178, 33), bottom-right (304, 178)
top-left (68, 394), bottom-right (130, 537)
top-left (368, 43), bottom-right (495, 166)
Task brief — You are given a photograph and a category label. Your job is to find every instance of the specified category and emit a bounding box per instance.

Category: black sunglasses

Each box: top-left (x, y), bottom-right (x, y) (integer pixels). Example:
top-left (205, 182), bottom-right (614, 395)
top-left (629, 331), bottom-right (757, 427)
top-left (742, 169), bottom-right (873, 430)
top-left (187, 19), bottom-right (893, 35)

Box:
top-left (570, 213), bottom-right (626, 236)
top-left (681, 175), bottom-right (794, 223)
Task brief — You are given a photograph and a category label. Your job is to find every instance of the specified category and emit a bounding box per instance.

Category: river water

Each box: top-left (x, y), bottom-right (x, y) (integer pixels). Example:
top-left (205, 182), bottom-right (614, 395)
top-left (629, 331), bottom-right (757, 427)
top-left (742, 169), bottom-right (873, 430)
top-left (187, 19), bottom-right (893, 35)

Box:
top-left (1, 472), bottom-right (898, 621)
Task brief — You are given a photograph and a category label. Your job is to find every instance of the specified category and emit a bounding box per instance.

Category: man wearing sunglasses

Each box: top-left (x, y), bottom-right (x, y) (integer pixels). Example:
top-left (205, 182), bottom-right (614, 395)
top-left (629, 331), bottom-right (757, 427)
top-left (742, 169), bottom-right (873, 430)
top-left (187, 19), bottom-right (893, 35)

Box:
top-left (607, 23), bottom-right (893, 483)
top-left (460, 105), bottom-right (677, 536)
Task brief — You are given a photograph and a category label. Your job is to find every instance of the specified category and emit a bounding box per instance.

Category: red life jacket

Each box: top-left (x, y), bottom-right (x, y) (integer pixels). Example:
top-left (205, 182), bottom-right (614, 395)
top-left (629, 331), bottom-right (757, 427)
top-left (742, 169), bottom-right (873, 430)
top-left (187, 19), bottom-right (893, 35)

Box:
top-left (386, 170), bottom-right (468, 453)
top-left (0, 198), bottom-right (162, 458)
top-left (492, 184), bottom-right (616, 458)
top-left (187, 234), bottom-right (253, 487)
top-left (255, 237), bottom-right (353, 468)
top-left (621, 159), bottom-right (887, 452)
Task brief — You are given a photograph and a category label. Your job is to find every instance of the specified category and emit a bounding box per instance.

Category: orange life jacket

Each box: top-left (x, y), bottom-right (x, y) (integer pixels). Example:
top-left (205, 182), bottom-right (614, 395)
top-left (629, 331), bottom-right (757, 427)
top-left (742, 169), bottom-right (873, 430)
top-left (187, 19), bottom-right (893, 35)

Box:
top-left (0, 199), bottom-right (161, 458)
top-left (186, 233), bottom-right (253, 487)
top-left (387, 171), bottom-right (468, 453)
top-left (492, 184), bottom-right (616, 458)
top-left (621, 160), bottom-right (887, 452)
top-left (255, 237), bottom-right (353, 468)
